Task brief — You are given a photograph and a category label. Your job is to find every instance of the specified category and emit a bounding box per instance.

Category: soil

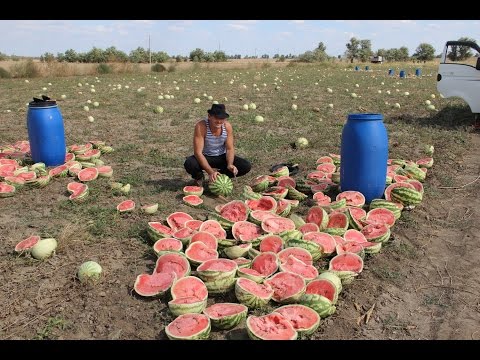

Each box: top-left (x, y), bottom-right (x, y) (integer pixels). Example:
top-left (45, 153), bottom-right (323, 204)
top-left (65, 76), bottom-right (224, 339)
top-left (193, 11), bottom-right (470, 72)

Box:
top-left (1, 133), bottom-right (479, 343)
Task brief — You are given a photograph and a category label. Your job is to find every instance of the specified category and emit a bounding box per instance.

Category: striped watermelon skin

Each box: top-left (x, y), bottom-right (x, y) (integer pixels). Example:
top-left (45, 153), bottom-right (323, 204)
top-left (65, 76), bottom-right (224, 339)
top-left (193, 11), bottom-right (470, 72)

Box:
top-left (203, 303), bottom-right (248, 330)
top-left (209, 174), bottom-right (233, 196)
top-left (369, 199), bottom-right (402, 220)
top-left (390, 187), bottom-right (423, 206)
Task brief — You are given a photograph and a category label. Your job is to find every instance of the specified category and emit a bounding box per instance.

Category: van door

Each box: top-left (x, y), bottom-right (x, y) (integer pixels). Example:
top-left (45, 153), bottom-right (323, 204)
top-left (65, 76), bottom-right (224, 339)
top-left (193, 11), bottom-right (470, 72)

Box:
top-left (437, 41), bottom-right (480, 113)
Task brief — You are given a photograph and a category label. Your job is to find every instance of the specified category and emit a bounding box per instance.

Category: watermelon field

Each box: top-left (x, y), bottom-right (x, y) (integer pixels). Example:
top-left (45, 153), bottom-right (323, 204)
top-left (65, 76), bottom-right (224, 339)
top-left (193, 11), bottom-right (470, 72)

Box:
top-left (1, 60), bottom-right (479, 340)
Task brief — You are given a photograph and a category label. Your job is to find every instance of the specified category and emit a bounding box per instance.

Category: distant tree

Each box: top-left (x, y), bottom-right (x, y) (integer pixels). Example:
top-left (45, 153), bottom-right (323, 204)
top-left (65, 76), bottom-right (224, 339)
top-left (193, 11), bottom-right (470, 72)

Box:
top-left (359, 40), bottom-right (373, 62)
top-left (129, 47), bottom-right (149, 63)
top-left (261, 54), bottom-right (269, 59)
top-left (152, 51), bottom-right (170, 63)
top-left (104, 46), bottom-right (128, 62)
top-left (213, 51), bottom-right (227, 62)
top-left (345, 37), bottom-right (361, 63)
top-left (448, 37), bottom-right (476, 61)
top-left (64, 49), bottom-right (78, 62)
top-left (56, 52), bottom-right (65, 62)
top-left (397, 47), bottom-right (410, 61)
top-left (376, 48), bottom-right (387, 57)
top-left (189, 48), bottom-right (205, 62)
top-left (0, 52), bottom-right (7, 61)
top-left (40, 52), bottom-right (55, 63)
top-left (86, 47), bottom-right (107, 63)
top-left (317, 42), bottom-right (326, 52)
top-left (413, 43), bottom-right (435, 62)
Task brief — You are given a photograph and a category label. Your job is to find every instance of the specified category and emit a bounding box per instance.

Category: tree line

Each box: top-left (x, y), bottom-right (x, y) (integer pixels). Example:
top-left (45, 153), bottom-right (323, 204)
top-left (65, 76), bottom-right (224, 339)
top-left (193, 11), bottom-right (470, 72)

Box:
top-left (0, 37), bottom-right (476, 64)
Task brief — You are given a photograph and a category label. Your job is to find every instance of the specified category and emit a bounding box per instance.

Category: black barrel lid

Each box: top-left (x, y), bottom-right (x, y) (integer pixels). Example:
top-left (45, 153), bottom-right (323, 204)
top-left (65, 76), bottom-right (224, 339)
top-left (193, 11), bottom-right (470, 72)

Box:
top-left (29, 95), bottom-right (57, 107)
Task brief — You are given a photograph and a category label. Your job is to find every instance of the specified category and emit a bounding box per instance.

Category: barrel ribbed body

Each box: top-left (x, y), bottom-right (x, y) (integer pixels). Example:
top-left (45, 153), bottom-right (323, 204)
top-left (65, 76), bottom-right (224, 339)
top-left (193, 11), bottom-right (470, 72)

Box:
top-left (340, 113), bottom-right (388, 203)
top-left (27, 103), bottom-right (66, 166)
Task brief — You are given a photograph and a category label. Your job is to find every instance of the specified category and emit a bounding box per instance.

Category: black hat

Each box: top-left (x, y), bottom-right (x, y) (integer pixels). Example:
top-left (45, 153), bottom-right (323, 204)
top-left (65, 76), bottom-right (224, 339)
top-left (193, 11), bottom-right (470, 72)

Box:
top-left (207, 104), bottom-right (229, 119)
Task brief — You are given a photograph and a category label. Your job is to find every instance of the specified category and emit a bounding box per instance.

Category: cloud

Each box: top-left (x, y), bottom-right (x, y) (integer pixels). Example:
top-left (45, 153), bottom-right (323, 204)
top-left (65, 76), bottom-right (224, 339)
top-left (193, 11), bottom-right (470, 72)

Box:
top-left (130, 20), bottom-right (155, 25)
top-left (290, 20), bottom-right (305, 24)
top-left (168, 26), bottom-right (186, 32)
top-left (228, 24), bottom-right (249, 31)
top-left (279, 32), bottom-right (293, 37)
top-left (231, 20), bottom-right (258, 24)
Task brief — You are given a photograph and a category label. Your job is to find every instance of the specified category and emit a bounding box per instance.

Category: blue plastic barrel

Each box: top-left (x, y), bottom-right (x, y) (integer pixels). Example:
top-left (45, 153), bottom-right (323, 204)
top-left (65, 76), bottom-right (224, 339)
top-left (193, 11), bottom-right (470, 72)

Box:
top-left (399, 70), bottom-right (406, 78)
top-left (340, 113), bottom-right (388, 203)
top-left (415, 68), bottom-right (421, 77)
top-left (365, 66), bottom-right (370, 71)
top-left (388, 69), bottom-right (394, 76)
top-left (27, 98), bottom-right (66, 166)
top-left (354, 66), bottom-right (359, 71)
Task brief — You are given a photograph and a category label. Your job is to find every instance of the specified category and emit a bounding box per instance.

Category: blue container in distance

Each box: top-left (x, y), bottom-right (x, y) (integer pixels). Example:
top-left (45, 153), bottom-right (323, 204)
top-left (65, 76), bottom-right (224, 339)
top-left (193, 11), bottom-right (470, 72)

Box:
top-left (354, 66), bottom-right (359, 71)
top-left (27, 97), bottom-right (66, 166)
top-left (388, 69), bottom-right (394, 76)
top-left (365, 65), bottom-right (370, 71)
top-left (415, 68), bottom-right (421, 77)
top-left (399, 70), bottom-right (406, 78)
top-left (340, 113), bottom-right (388, 203)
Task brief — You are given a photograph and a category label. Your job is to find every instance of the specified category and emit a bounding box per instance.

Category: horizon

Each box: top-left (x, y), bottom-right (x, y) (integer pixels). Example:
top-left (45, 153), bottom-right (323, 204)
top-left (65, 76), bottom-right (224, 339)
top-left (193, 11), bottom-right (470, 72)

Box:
top-left (0, 20), bottom-right (478, 58)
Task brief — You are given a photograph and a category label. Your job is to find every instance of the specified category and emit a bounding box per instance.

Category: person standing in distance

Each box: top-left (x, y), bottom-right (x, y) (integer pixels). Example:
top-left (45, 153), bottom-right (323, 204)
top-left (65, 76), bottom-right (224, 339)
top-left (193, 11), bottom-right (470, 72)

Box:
top-left (184, 104), bottom-right (251, 186)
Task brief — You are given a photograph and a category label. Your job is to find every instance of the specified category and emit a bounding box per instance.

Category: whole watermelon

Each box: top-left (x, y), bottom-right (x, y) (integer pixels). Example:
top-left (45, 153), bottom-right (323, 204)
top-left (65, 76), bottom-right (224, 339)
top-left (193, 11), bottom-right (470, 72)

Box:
top-left (209, 174), bottom-right (233, 197)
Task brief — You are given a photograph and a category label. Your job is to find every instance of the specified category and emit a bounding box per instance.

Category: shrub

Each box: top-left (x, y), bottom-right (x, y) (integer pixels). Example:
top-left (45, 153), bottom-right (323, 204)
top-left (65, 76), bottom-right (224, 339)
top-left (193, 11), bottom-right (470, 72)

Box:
top-left (96, 63), bottom-right (112, 74)
top-left (11, 59), bottom-right (40, 78)
top-left (0, 67), bottom-right (11, 78)
top-left (151, 63), bottom-right (166, 72)
top-left (167, 64), bottom-right (176, 72)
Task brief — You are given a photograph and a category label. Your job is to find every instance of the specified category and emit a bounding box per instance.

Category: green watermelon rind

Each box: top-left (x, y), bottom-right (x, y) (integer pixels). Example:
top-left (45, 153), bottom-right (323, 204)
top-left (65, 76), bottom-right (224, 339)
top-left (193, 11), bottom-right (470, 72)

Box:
top-left (165, 313), bottom-right (211, 340)
top-left (273, 304), bottom-right (321, 335)
top-left (203, 303), bottom-right (248, 330)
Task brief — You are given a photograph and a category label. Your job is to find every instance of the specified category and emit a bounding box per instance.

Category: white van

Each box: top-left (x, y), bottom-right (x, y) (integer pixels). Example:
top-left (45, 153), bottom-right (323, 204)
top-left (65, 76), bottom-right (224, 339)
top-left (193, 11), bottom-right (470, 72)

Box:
top-left (437, 40), bottom-right (480, 114)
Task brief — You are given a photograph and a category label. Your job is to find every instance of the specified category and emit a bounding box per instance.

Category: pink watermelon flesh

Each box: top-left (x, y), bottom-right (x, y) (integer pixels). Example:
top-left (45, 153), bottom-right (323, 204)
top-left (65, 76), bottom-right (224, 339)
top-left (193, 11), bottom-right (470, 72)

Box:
top-left (183, 195), bottom-right (203, 206)
top-left (303, 232), bottom-right (336, 254)
top-left (327, 212), bottom-right (348, 229)
top-left (336, 191), bottom-right (365, 206)
top-left (332, 235), bottom-right (346, 246)
top-left (247, 314), bottom-right (297, 340)
top-left (264, 272), bottom-right (305, 302)
top-left (366, 208), bottom-right (395, 227)
top-left (18, 171), bottom-right (36, 181)
top-left (185, 241), bottom-right (218, 262)
top-left (316, 156), bottom-right (334, 164)
top-left (190, 231), bottom-right (218, 250)
top-left (406, 179), bottom-right (424, 193)
top-left (276, 176), bottom-right (296, 188)
top-left (343, 229), bottom-right (367, 243)
top-left (299, 223), bottom-right (319, 234)
top-left (166, 313), bottom-right (210, 338)
top-left (259, 235), bottom-right (284, 253)
top-left (196, 258), bottom-right (237, 272)
top-left (167, 212), bottom-right (194, 231)
top-left (134, 272), bottom-right (176, 297)
top-left (274, 305), bottom-right (320, 331)
top-left (251, 252), bottom-right (278, 277)
top-left (306, 206), bottom-right (327, 227)
top-left (305, 279), bottom-right (336, 303)
top-left (77, 167), bottom-right (98, 182)
top-left (316, 163), bottom-right (336, 174)
top-left (278, 248), bottom-right (313, 266)
top-left (183, 185), bottom-right (203, 195)
top-left (155, 252), bottom-right (189, 278)
top-left (220, 200), bottom-right (248, 222)
top-left (0, 182), bottom-right (16, 194)
top-left (199, 220), bottom-right (226, 239)
top-left (173, 227), bottom-right (195, 240)
top-left (15, 235), bottom-right (40, 252)
top-left (171, 276), bottom-right (208, 300)
top-left (282, 255), bottom-right (318, 279)
top-left (237, 278), bottom-right (273, 298)
top-left (153, 238), bottom-right (183, 253)
top-left (185, 219), bottom-right (203, 231)
top-left (416, 157), bottom-right (433, 166)
top-left (117, 200), bottom-right (135, 212)
top-left (307, 171), bottom-right (326, 181)
top-left (361, 223), bottom-right (389, 241)
top-left (261, 217), bottom-right (295, 233)
top-left (49, 164), bottom-right (68, 177)
top-left (148, 222), bottom-right (173, 236)
top-left (245, 196), bottom-right (277, 211)
top-left (233, 257), bottom-right (251, 266)
top-left (238, 267), bottom-right (264, 277)
top-left (67, 181), bottom-right (86, 194)
top-left (250, 210), bottom-right (280, 222)
top-left (384, 182), bottom-right (415, 201)
top-left (204, 303), bottom-right (246, 318)
top-left (232, 221), bottom-right (262, 242)
top-left (330, 253), bottom-right (363, 272)
top-left (348, 207), bottom-right (367, 220)
top-left (312, 192), bottom-right (331, 206)
top-left (337, 241), bottom-right (364, 255)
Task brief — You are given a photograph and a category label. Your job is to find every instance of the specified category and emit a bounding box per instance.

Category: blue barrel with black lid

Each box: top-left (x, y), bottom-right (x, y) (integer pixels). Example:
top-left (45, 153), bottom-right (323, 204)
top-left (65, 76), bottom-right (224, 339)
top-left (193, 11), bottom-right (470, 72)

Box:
top-left (340, 113), bottom-right (388, 203)
top-left (27, 96), bottom-right (66, 166)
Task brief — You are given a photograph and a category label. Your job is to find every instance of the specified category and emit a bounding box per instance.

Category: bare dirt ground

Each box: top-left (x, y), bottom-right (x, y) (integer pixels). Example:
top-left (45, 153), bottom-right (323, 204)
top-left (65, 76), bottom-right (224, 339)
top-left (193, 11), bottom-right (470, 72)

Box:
top-left (1, 131), bottom-right (478, 342)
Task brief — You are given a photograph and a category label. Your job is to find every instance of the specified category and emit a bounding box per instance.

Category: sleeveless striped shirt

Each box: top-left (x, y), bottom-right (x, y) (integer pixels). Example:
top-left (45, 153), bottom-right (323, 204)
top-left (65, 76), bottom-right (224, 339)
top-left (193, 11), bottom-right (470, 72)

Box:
top-left (203, 117), bottom-right (227, 156)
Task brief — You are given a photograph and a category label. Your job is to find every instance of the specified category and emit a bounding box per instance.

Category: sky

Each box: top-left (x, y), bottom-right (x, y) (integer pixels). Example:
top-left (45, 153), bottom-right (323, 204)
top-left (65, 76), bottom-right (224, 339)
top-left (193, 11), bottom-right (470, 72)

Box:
top-left (0, 20), bottom-right (478, 58)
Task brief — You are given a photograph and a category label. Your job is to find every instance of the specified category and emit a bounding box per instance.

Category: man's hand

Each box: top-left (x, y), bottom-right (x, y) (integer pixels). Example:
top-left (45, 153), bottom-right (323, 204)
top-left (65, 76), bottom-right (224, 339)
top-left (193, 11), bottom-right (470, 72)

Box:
top-left (227, 164), bottom-right (238, 176)
top-left (208, 170), bottom-right (220, 183)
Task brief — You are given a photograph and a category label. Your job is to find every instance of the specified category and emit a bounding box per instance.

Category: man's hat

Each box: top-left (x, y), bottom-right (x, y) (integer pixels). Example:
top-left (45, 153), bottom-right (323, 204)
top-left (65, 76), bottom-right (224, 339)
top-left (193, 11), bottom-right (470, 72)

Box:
top-left (207, 104), bottom-right (229, 119)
